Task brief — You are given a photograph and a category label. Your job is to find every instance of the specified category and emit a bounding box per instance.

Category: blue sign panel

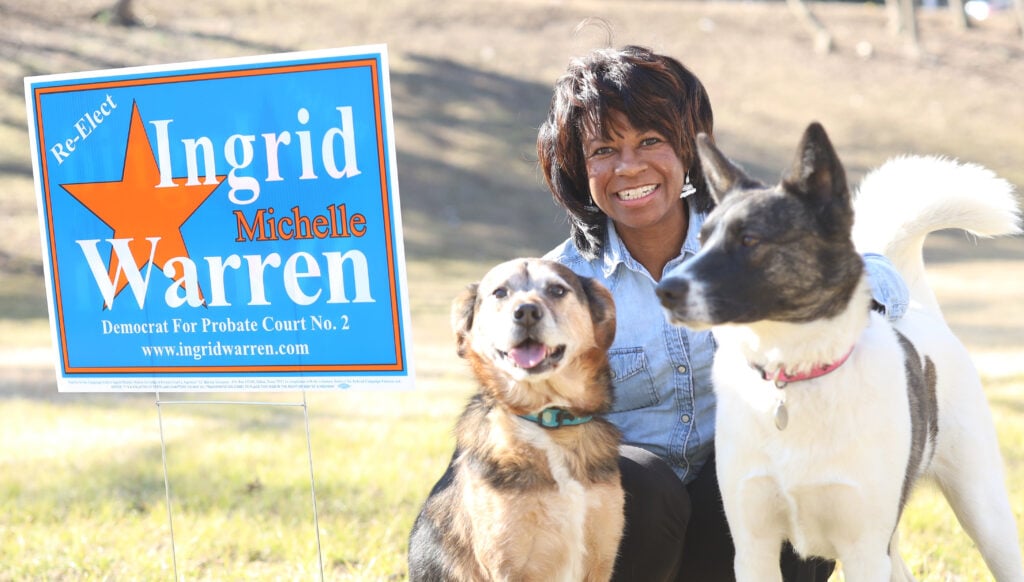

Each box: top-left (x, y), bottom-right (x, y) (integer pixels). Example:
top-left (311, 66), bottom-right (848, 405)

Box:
top-left (25, 46), bottom-right (413, 392)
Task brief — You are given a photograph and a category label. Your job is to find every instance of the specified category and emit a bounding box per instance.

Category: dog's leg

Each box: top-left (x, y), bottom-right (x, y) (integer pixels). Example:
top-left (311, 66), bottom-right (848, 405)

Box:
top-left (836, 537), bottom-right (893, 581)
top-left (723, 474), bottom-right (786, 582)
top-left (583, 483), bottom-right (624, 582)
top-left (887, 530), bottom-right (916, 582)
top-left (932, 432), bottom-right (1024, 581)
top-left (935, 472), bottom-right (1023, 581)
top-left (733, 537), bottom-right (785, 582)
top-left (928, 372), bottom-right (1024, 582)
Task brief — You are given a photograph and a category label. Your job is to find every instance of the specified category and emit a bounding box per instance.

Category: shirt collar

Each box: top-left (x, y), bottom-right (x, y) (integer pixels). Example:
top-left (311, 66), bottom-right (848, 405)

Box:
top-left (601, 208), bottom-right (707, 280)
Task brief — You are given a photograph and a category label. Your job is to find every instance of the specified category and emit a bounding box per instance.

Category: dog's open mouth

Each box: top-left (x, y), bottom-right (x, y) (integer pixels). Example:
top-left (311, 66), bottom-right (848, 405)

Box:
top-left (498, 340), bottom-right (566, 372)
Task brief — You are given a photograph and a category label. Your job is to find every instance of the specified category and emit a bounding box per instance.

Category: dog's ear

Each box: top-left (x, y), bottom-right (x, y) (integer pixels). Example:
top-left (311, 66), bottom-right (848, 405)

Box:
top-left (782, 122), bottom-right (852, 229)
top-left (695, 133), bottom-right (754, 204)
top-left (580, 276), bottom-right (616, 351)
top-left (451, 283), bottom-right (479, 358)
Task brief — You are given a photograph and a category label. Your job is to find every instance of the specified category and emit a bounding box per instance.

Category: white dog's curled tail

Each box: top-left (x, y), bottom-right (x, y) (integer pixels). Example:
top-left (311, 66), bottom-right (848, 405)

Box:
top-left (851, 156), bottom-right (1021, 314)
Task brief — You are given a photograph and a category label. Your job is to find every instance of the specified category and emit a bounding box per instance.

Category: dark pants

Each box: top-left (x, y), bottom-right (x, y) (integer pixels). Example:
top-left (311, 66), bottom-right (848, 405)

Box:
top-left (613, 445), bottom-right (835, 582)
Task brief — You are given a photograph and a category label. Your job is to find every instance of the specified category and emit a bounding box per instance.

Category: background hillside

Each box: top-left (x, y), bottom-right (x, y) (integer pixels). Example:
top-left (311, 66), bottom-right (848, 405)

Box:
top-left (1, 0), bottom-right (1022, 579)
top-left (3, 0), bottom-right (1023, 353)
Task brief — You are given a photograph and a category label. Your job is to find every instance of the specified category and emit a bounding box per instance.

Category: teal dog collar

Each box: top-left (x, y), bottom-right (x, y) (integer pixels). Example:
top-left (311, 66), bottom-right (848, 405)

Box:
top-left (519, 407), bottom-right (593, 429)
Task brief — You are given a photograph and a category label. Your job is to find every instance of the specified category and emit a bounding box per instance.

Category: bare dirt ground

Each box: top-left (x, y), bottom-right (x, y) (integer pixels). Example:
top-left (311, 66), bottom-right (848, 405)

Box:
top-left (1, 0), bottom-right (1022, 374)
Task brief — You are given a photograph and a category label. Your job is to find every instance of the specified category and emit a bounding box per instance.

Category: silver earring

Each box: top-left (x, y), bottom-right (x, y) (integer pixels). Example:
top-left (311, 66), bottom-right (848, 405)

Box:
top-left (680, 173), bottom-right (697, 198)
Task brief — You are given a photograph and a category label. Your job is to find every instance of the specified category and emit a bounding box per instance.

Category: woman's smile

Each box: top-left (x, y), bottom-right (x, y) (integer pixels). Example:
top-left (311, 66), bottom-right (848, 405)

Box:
top-left (616, 184), bottom-right (659, 202)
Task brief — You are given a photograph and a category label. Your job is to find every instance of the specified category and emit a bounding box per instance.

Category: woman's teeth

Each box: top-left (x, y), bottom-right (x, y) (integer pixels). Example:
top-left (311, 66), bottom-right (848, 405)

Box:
top-left (617, 185), bottom-right (656, 200)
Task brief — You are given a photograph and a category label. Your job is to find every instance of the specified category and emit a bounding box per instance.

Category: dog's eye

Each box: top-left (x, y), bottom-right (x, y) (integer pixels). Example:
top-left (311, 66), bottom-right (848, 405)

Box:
top-left (492, 287), bottom-right (508, 299)
top-left (741, 234), bottom-right (760, 247)
top-left (546, 284), bottom-right (568, 298)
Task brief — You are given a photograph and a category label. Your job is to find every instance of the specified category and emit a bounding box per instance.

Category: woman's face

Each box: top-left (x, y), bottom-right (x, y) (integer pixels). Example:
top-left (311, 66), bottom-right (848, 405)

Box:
top-left (583, 110), bottom-right (687, 237)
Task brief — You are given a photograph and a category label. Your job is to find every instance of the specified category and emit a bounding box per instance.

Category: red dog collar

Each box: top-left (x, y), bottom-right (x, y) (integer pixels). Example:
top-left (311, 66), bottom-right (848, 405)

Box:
top-left (759, 346), bottom-right (855, 388)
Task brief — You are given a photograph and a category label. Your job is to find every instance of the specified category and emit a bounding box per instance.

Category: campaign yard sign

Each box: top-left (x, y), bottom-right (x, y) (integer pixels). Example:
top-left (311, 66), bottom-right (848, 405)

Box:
top-left (24, 45), bottom-right (413, 392)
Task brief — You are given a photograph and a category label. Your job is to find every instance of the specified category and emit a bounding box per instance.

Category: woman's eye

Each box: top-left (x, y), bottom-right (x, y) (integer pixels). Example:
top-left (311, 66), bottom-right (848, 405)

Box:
top-left (546, 284), bottom-right (567, 298)
top-left (641, 137), bottom-right (661, 147)
top-left (493, 287), bottom-right (508, 299)
top-left (590, 146), bottom-right (613, 157)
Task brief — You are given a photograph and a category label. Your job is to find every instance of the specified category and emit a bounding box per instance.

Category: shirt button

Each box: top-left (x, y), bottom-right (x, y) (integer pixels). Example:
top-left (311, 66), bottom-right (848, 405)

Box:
top-left (677, 365), bottom-right (687, 374)
top-left (681, 414), bottom-right (691, 423)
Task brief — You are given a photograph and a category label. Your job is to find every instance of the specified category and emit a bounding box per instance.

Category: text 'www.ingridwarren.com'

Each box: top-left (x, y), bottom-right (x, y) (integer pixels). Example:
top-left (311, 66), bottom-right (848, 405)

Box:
top-left (140, 341), bottom-right (311, 361)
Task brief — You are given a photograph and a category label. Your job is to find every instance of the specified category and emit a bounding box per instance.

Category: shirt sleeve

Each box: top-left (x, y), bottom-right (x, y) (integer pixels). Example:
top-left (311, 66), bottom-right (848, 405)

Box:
top-left (863, 252), bottom-right (909, 321)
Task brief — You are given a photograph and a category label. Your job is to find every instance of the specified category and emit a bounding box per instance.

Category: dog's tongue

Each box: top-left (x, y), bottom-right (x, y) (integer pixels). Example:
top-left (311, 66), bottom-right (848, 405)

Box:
top-left (509, 343), bottom-right (546, 369)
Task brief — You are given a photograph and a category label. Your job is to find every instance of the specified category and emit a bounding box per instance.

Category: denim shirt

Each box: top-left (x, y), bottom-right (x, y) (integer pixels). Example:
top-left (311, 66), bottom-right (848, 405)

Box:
top-left (545, 210), bottom-right (909, 484)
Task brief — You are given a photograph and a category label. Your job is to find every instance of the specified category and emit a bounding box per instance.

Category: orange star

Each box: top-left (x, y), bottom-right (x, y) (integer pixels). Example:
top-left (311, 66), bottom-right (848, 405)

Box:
top-left (62, 101), bottom-right (223, 303)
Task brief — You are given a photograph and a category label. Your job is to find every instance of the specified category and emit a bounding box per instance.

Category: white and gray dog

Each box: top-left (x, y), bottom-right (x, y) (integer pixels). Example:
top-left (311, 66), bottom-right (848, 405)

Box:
top-left (657, 122), bottom-right (1023, 581)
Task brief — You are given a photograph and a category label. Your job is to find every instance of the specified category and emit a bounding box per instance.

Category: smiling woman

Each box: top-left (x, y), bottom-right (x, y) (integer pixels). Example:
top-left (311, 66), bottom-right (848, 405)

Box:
top-left (537, 42), bottom-right (918, 581)
top-left (581, 110), bottom-right (689, 278)
top-left (538, 48), bottom-right (718, 287)
top-left (538, 45), bottom-right (849, 581)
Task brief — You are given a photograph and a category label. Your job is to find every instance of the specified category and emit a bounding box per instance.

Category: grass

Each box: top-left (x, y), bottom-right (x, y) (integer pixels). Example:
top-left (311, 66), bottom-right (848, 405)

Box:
top-left (2, 308), bottom-right (1023, 580)
top-left (894, 375), bottom-right (1024, 580)
top-left (0, 253), bottom-right (481, 579)
top-left (828, 377), bottom-right (1024, 582)
top-left (3, 0), bottom-right (1023, 579)
top-left (0, 370), bottom-right (474, 580)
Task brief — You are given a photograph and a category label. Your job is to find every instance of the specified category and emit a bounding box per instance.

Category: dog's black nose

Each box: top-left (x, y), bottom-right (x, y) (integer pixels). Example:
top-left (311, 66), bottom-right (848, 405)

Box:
top-left (513, 303), bottom-right (542, 326)
top-left (656, 277), bottom-right (689, 307)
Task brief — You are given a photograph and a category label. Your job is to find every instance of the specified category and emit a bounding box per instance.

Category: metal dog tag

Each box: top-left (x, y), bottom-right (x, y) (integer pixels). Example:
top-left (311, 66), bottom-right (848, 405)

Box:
top-left (773, 399), bottom-right (789, 431)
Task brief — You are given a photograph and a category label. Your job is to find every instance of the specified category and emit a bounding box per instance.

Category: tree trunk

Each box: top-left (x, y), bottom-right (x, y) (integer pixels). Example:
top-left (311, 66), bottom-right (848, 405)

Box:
top-left (114, 0), bottom-right (140, 25)
top-left (886, 0), bottom-right (904, 35)
top-left (900, 0), bottom-right (922, 58)
top-left (787, 0), bottom-right (834, 54)
top-left (1014, 0), bottom-right (1024, 40)
top-left (948, 0), bottom-right (972, 30)
top-left (92, 0), bottom-right (141, 26)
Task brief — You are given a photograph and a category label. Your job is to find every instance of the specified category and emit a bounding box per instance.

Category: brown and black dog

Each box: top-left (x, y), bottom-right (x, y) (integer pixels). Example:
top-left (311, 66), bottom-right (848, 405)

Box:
top-left (408, 258), bottom-right (624, 581)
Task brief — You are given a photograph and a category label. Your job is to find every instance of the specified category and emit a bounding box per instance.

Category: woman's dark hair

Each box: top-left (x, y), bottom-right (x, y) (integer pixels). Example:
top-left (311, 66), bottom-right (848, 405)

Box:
top-left (537, 45), bottom-right (715, 259)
